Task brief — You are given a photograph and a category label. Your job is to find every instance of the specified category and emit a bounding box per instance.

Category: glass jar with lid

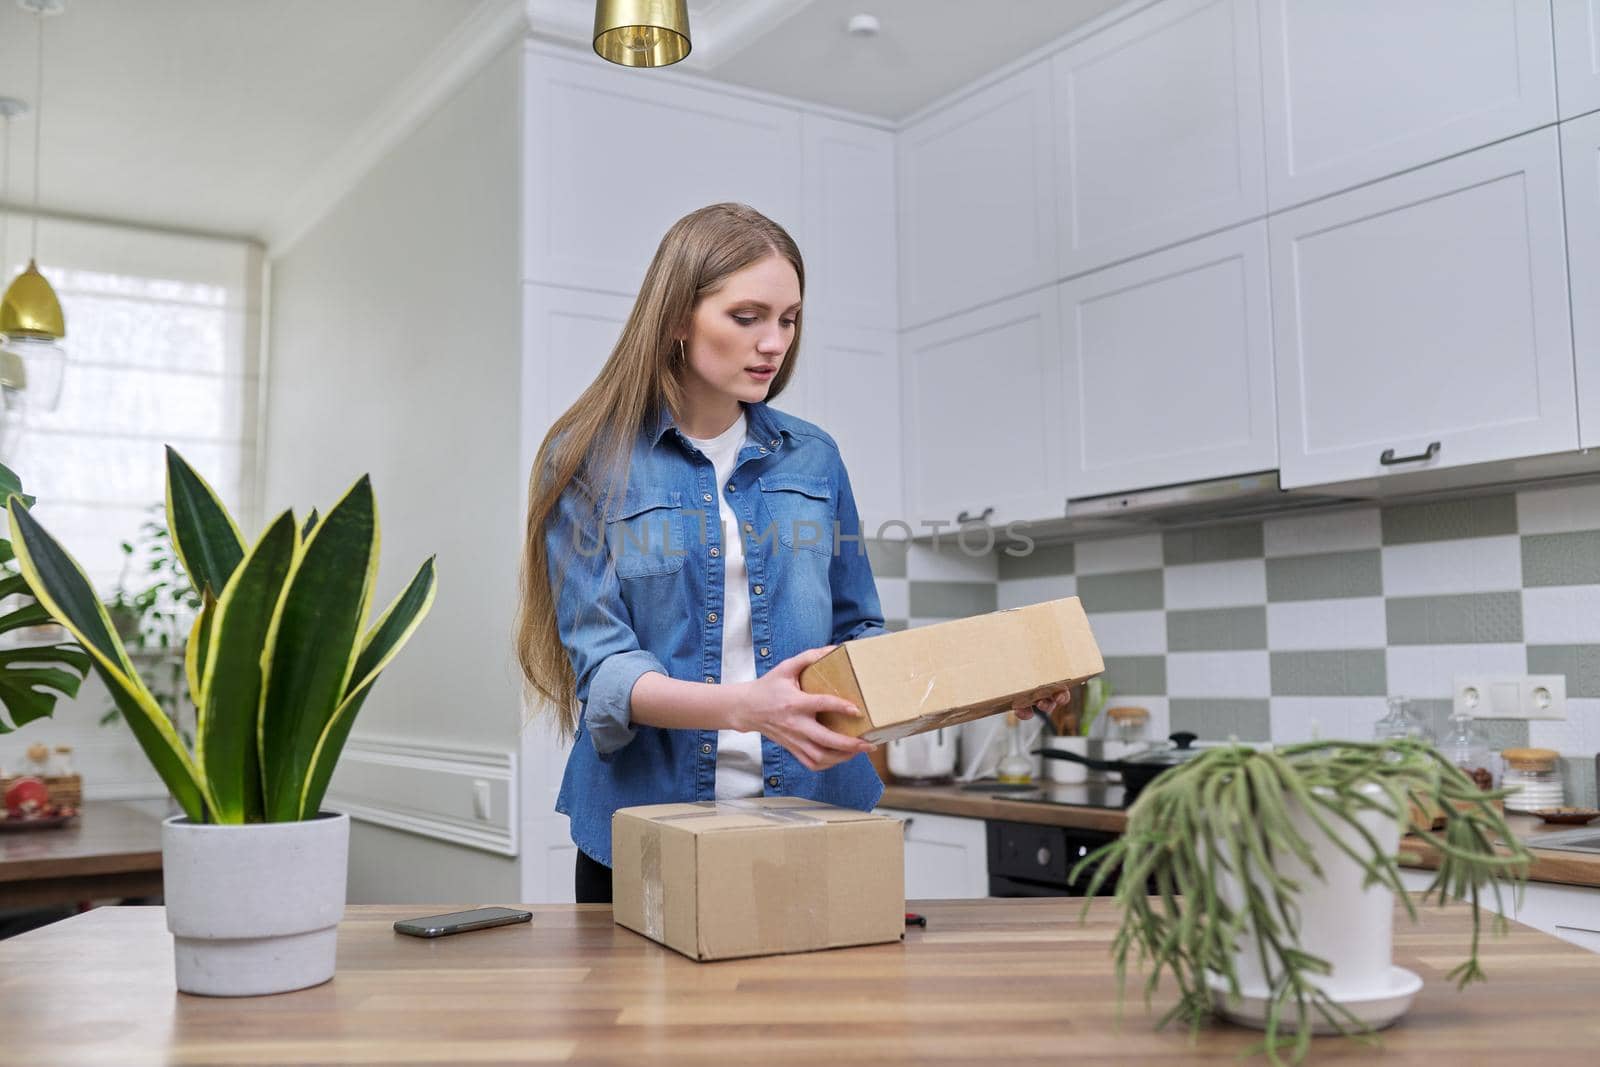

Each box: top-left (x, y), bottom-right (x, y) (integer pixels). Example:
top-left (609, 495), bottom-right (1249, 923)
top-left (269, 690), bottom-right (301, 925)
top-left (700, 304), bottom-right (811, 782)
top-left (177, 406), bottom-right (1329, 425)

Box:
top-left (1374, 695), bottom-right (1435, 744)
top-left (1103, 706), bottom-right (1150, 767)
top-left (1501, 747), bottom-right (1564, 812)
top-left (1441, 710), bottom-right (1496, 791)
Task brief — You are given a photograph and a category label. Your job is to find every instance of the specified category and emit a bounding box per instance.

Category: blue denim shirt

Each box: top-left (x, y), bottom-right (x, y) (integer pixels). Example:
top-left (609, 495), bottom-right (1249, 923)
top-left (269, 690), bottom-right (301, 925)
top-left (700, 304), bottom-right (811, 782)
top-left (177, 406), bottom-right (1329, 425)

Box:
top-left (547, 400), bottom-right (886, 865)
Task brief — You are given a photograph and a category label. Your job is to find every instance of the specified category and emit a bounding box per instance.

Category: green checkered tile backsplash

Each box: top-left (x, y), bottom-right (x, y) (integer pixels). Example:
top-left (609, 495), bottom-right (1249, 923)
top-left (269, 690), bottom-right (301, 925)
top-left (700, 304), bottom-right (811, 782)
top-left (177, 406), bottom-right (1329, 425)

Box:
top-left (886, 485), bottom-right (1600, 806)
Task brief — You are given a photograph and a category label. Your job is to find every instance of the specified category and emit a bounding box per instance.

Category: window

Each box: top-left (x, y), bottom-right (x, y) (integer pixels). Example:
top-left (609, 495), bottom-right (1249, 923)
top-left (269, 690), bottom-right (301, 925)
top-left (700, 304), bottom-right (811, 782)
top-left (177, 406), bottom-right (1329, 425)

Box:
top-left (3, 216), bottom-right (262, 594)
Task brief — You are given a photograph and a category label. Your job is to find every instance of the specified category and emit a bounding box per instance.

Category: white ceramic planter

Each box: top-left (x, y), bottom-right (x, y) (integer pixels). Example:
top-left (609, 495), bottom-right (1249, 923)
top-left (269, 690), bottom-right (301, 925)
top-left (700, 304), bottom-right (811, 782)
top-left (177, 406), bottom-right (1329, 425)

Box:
top-left (162, 811), bottom-right (350, 997)
top-left (1044, 736), bottom-right (1089, 783)
top-left (1211, 785), bottom-right (1420, 1032)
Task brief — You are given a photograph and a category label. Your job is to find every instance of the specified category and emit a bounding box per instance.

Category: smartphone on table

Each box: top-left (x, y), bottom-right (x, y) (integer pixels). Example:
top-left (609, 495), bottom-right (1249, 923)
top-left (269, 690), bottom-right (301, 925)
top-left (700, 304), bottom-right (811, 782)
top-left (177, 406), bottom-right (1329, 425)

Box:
top-left (394, 906), bottom-right (533, 938)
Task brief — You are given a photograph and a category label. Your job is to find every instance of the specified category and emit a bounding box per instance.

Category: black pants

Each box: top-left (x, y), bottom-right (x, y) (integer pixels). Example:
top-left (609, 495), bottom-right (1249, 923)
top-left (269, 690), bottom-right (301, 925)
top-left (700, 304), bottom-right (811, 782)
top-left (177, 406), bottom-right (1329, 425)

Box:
top-left (575, 849), bottom-right (613, 904)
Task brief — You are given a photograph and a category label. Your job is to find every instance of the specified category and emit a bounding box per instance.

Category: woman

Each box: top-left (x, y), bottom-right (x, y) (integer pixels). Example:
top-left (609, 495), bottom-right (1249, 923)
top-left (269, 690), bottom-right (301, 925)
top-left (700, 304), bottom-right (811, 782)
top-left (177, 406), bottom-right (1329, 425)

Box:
top-left (516, 203), bottom-right (1065, 904)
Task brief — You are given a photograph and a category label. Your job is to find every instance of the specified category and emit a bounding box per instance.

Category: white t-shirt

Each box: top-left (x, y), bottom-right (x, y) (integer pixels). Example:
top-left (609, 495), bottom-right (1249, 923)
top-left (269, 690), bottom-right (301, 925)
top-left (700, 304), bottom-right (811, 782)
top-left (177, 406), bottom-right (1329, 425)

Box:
top-left (682, 412), bottom-right (764, 799)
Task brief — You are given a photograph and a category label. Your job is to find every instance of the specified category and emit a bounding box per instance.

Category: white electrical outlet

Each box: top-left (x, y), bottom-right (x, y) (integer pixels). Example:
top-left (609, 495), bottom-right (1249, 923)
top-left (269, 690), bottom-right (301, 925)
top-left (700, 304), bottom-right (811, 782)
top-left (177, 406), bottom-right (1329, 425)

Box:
top-left (1453, 675), bottom-right (1567, 720)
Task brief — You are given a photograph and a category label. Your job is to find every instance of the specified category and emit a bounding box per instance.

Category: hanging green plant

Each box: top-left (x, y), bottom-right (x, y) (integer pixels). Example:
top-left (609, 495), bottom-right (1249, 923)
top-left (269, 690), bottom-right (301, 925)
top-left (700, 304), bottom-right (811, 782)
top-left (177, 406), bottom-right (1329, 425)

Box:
top-left (1070, 739), bottom-right (1531, 1065)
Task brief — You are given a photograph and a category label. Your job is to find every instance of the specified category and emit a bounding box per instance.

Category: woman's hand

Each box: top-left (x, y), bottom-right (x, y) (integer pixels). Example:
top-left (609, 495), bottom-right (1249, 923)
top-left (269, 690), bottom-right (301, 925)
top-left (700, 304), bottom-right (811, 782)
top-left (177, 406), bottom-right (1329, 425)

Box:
top-left (1013, 687), bottom-right (1071, 721)
top-left (738, 645), bottom-right (875, 772)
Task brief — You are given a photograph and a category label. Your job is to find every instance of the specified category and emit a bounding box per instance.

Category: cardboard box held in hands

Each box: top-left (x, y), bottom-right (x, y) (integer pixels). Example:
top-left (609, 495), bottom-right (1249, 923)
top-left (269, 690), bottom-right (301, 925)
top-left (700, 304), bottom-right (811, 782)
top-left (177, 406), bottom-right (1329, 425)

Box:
top-left (802, 597), bottom-right (1105, 744)
top-left (612, 798), bottom-right (904, 961)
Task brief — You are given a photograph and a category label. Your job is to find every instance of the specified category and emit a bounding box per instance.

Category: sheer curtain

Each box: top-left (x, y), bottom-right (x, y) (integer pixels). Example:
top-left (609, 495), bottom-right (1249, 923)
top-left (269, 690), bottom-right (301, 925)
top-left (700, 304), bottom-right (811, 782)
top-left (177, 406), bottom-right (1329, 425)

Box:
top-left (2, 216), bottom-right (262, 592)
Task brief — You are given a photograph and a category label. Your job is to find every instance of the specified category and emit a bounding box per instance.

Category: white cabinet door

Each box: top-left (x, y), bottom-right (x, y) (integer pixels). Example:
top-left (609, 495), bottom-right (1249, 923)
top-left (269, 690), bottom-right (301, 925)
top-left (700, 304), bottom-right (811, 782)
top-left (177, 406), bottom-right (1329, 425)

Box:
top-left (1554, 0), bottom-right (1600, 119)
top-left (1270, 129), bottom-right (1576, 489)
top-left (902, 289), bottom-right (1067, 530)
top-left (1563, 111), bottom-right (1600, 448)
top-left (800, 115), bottom-right (897, 332)
top-left (877, 807), bottom-right (989, 900)
top-left (523, 50), bottom-right (802, 295)
top-left (1258, 0), bottom-right (1557, 211)
top-left (519, 284), bottom-right (635, 470)
top-left (1051, 0), bottom-right (1266, 278)
top-left (777, 324), bottom-right (902, 538)
top-left (1516, 882), bottom-right (1600, 953)
top-left (897, 63), bottom-right (1057, 329)
top-left (1060, 222), bottom-right (1275, 499)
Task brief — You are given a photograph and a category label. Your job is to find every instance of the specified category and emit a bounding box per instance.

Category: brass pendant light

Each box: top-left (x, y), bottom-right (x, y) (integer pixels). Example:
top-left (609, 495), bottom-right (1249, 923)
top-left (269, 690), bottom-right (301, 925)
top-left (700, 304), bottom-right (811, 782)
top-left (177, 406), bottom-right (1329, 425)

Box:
top-left (0, 0), bottom-right (67, 415)
top-left (1, 0), bottom-right (65, 342)
top-left (593, 0), bottom-right (691, 68)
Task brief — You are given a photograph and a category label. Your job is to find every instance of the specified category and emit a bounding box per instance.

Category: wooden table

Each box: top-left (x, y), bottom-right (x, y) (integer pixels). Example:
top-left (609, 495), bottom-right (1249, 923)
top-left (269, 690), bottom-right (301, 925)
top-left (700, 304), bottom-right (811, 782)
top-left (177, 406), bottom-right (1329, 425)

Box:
top-left (2, 899), bottom-right (1597, 1065)
top-left (0, 800), bottom-right (164, 908)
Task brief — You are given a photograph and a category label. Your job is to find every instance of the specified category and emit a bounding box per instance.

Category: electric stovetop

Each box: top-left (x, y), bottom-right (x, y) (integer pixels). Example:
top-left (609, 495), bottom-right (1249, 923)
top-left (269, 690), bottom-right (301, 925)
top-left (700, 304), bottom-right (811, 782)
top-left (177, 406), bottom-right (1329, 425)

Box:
top-left (959, 779), bottom-right (1128, 810)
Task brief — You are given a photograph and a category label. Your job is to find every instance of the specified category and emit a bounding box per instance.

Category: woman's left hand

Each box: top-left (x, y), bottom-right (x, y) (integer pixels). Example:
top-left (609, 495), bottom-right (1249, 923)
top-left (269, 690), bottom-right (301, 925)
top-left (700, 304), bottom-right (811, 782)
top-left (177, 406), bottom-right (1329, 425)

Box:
top-left (1013, 687), bottom-right (1070, 721)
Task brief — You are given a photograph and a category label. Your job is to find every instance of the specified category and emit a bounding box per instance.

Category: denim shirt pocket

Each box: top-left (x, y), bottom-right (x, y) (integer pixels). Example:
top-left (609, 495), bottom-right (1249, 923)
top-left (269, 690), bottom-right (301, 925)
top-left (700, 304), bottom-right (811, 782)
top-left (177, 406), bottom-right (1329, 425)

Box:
top-left (757, 473), bottom-right (834, 558)
top-left (605, 488), bottom-right (688, 578)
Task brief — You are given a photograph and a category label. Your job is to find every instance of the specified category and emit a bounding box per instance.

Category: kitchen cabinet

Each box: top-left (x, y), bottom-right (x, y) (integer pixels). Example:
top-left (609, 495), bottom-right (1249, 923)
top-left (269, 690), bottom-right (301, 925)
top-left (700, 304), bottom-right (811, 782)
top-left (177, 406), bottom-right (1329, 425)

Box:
top-left (1059, 221), bottom-right (1275, 499)
top-left (877, 807), bottom-right (989, 900)
top-left (1269, 129), bottom-right (1576, 489)
top-left (1400, 867), bottom-right (1600, 952)
top-left (897, 63), bottom-right (1057, 330)
top-left (1554, 0), bottom-right (1600, 120)
top-left (774, 323), bottom-right (902, 537)
top-left (1562, 111), bottom-right (1600, 449)
top-left (1051, 0), bottom-right (1266, 278)
top-left (523, 51), bottom-right (803, 296)
top-left (800, 115), bottom-right (897, 332)
top-left (1258, 0), bottom-right (1557, 211)
top-left (901, 289), bottom-right (1066, 531)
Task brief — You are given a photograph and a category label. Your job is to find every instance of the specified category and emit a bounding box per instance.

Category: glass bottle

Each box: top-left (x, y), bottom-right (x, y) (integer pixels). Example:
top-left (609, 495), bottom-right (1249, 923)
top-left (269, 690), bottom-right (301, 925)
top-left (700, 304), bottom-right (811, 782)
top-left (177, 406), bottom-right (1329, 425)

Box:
top-left (1441, 710), bottom-right (1495, 791)
top-left (21, 742), bottom-right (52, 778)
top-left (1374, 695), bottom-right (1434, 744)
top-left (50, 745), bottom-right (76, 778)
top-left (997, 712), bottom-right (1033, 785)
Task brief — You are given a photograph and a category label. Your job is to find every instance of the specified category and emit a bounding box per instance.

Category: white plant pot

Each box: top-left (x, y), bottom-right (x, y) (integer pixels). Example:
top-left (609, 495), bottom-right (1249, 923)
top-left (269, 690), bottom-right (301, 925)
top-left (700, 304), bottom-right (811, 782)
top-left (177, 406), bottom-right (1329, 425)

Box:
top-left (162, 811), bottom-right (350, 997)
top-left (1044, 736), bottom-right (1089, 783)
top-left (1210, 784), bottom-right (1421, 1032)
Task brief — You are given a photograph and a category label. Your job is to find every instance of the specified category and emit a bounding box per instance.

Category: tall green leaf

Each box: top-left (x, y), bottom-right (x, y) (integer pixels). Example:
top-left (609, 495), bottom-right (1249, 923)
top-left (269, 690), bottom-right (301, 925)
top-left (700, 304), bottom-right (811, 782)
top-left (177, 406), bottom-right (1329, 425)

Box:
top-left (199, 511), bottom-right (297, 824)
top-left (299, 556), bottom-right (436, 818)
top-left (300, 508), bottom-right (320, 543)
top-left (6, 496), bottom-right (208, 820)
top-left (164, 446), bottom-right (244, 599)
top-left (257, 477), bottom-right (378, 821)
top-left (184, 588), bottom-right (216, 717)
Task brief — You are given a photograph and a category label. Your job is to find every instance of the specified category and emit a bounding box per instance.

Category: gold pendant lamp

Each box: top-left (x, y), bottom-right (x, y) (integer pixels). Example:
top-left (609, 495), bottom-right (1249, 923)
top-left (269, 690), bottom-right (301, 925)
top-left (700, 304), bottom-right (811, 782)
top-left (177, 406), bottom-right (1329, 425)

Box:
top-left (593, 0), bottom-right (691, 68)
top-left (0, 0), bottom-right (67, 414)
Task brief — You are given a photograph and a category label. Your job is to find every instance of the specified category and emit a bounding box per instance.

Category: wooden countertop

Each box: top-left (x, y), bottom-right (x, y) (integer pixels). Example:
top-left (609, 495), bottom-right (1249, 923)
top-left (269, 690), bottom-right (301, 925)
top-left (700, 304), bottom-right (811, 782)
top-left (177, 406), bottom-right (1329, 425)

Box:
top-left (3, 900), bottom-right (1598, 1065)
top-left (0, 801), bottom-right (164, 883)
top-left (880, 782), bottom-right (1129, 833)
top-left (883, 783), bottom-right (1600, 888)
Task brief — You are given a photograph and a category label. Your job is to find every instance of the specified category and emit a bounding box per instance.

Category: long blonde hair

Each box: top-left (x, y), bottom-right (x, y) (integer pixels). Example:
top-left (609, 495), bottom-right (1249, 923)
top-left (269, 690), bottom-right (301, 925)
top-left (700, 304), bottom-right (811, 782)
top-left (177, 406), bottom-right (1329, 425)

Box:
top-left (516, 203), bottom-right (806, 739)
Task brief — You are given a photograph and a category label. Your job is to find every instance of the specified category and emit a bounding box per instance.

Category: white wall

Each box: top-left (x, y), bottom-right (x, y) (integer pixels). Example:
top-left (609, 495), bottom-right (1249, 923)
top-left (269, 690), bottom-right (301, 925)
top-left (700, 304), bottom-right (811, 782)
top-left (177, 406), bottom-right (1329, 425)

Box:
top-left (263, 42), bottom-right (523, 903)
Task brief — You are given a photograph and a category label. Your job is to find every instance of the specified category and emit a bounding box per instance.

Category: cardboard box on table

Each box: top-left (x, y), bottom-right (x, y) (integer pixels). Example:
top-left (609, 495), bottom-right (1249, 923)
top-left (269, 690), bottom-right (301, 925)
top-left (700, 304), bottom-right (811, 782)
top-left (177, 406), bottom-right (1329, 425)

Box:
top-left (802, 596), bottom-right (1106, 744)
top-left (612, 798), bottom-right (904, 961)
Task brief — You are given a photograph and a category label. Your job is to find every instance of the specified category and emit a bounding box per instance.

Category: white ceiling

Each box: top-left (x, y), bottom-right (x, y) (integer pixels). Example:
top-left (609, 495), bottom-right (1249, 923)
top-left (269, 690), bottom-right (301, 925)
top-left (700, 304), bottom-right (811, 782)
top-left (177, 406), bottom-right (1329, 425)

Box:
top-left (0, 0), bottom-right (482, 242)
top-left (0, 0), bottom-right (1129, 243)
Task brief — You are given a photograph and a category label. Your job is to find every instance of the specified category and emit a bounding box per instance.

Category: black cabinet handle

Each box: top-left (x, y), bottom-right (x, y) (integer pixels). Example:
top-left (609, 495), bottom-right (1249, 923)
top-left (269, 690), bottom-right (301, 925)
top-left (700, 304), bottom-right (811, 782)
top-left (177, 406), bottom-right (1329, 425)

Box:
top-left (956, 506), bottom-right (995, 524)
top-left (1379, 441), bottom-right (1440, 466)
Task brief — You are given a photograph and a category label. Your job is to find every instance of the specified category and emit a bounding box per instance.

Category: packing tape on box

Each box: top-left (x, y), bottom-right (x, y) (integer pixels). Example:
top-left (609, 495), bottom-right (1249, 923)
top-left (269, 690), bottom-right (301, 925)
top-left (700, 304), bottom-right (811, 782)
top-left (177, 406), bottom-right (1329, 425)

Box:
top-left (638, 799), bottom-right (830, 953)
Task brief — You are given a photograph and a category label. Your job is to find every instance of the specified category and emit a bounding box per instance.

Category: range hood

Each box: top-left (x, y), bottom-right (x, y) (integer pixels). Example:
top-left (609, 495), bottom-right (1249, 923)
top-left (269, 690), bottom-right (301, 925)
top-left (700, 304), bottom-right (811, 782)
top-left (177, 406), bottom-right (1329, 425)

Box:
top-left (1065, 470), bottom-right (1356, 528)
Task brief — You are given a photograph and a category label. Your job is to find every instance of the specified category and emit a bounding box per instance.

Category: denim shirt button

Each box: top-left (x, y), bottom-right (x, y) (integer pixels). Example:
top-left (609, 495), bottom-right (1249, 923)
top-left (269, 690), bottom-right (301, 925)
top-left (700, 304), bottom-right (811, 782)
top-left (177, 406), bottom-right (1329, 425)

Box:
top-left (707, 611), bottom-right (718, 623)
top-left (742, 522), bottom-right (753, 533)
top-left (702, 492), bottom-right (713, 502)
top-left (709, 546), bottom-right (720, 557)
top-left (766, 776), bottom-right (779, 788)
top-left (758, 447), bottom-right (768, 454)
top-left (701, 743), bottom-right (713, 755)
top-left (703, 675), bottom-right (715, 684)
top-left (727, 483), bottom-right (737, 492)
top-left (752, 584), bottom-right (763, 595)
top-left (759, 646), bottom-right (770, 657)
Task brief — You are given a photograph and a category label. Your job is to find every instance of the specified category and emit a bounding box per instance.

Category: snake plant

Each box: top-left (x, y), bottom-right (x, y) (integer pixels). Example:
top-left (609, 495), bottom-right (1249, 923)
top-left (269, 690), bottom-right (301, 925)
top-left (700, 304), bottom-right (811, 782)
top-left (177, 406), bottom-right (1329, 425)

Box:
top-left (1071, 739), bottom-right (1530, 1065)
top-left (3, 447), bottom-right (437, 823)
top-left (0, 461), bottom-right (91, 732)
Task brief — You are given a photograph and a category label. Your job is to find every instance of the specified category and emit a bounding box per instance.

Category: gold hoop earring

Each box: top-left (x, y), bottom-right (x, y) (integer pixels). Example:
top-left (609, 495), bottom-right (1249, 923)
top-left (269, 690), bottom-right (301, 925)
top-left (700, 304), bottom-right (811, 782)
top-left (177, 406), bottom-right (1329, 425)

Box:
top-left (676, 339), bottom-right (686, 363)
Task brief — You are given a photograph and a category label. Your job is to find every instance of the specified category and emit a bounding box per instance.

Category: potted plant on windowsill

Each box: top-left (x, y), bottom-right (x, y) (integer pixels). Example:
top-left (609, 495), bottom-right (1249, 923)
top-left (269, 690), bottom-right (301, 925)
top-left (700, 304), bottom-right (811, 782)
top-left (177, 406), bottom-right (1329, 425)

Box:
top-left (1071, 739), bottom-right (1530, 1065)
top-left (5, 447), bottom-right (437, 997)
